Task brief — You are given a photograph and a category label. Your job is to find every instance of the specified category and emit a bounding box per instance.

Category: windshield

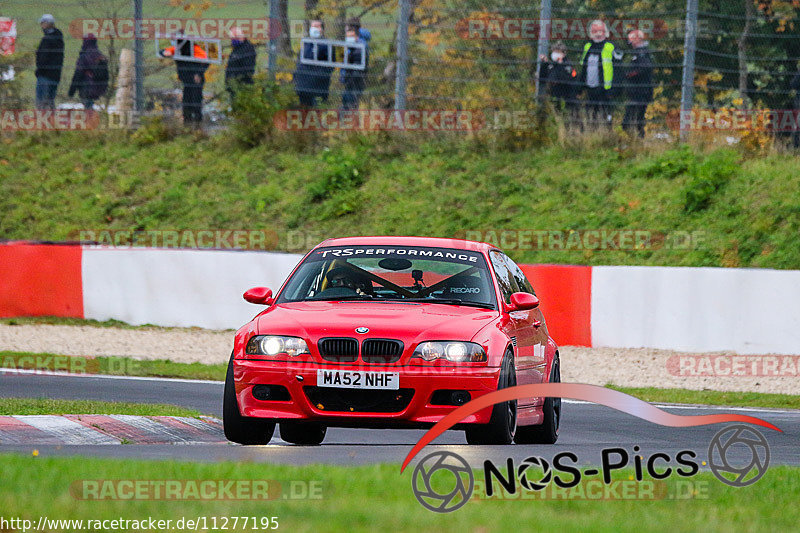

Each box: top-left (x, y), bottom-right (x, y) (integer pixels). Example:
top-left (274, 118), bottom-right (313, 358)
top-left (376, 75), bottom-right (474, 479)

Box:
top-left (277, 245), bottom-right (497, 309)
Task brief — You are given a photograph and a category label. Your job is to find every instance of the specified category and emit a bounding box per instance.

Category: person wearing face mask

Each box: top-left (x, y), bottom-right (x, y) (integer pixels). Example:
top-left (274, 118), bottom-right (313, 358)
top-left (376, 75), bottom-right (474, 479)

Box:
top-left (340, 18), bottom-right (370, 111)
top-left (294, 20), bottom-right (334, 108)
top-left (538, 41), bottom-right (578, 124)
top-left (578, 20), bottom-right (622, 128)
top-left (622, 30), bottom-right (654, 138)
top-left (35, 14), bottom-right (64, 109)
top-left (225, 27), bottom-right (257, 100)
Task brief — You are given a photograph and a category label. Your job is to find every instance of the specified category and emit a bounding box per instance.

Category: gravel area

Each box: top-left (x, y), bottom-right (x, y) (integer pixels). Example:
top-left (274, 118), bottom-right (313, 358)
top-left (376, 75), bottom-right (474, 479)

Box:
top-left (0, 324), bottom-right (797, 394)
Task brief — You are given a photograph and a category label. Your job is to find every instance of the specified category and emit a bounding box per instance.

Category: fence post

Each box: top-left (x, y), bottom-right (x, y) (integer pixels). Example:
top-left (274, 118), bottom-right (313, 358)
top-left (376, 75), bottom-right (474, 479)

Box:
top-left (133, 0), bottom-right (144, 117)
top-left (534, 0), bottom-right (553, 99)
top-left (267, 0), bottom-right (279, 79)
top-left (680, 0), bottom-right (699, 142)
top-left (394, 0), bottom-right (411, 111)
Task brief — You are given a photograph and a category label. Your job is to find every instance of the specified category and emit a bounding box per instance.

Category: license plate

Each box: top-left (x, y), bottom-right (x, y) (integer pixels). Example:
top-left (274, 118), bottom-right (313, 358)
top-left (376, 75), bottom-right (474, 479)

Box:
top-left (316, 369), bottom-right (399, 390)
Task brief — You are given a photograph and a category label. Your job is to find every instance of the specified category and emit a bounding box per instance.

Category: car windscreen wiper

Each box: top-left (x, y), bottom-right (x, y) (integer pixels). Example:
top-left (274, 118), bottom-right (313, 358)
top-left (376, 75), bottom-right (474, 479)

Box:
top-left (310, 295), bottom-right (376, 302)
top-left (389, 298), bottom-right (496, 310)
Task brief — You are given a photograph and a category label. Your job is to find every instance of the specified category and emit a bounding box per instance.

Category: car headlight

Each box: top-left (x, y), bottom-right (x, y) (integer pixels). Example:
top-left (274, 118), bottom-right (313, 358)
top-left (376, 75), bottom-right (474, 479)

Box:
top-left (412, 341), bottom-right (487, 363)
top-left (245, 336), bottom-right (310, 357)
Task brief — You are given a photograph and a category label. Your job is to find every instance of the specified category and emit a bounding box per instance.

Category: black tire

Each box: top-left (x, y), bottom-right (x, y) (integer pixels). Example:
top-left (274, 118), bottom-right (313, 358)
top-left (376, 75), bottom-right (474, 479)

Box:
top-left (223, 353), bottom-right (276, 445)
top-left (465, 352), bottom-right (517, 445)
top-left (515, 355), bottom-right (561, 445)
top-left (279, 422), bottom-right (327, 446)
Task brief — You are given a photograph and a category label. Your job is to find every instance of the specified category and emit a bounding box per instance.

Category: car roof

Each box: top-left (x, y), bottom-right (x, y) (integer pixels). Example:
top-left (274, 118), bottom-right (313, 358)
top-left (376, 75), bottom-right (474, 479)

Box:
top-left (315, 236), bottom-right (496, 253)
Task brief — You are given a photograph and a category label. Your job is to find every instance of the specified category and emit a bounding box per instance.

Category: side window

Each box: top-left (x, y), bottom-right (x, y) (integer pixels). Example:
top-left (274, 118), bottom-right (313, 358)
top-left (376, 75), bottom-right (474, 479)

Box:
top-left (490, 251), bottom-right (519, 304)
top-left (505, 255), bottom-right (536, 295)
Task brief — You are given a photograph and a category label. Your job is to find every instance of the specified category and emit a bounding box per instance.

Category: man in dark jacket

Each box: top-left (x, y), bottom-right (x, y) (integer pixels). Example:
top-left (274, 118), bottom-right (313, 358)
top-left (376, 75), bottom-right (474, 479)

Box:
top-left (161, 36), bottom-right (209, 126)
top-left (35, 14), bottom-right (64, 109)
top-left (622, 30), bottom-right (654, 138)
top-left (340, 18), bottom-right (370, 111)
top-left (293, 20), bottom-right (334, 108)
top-left (225, 27), bottom-right (256, 98)
top-left (68, 35), bottom-right (109, 110)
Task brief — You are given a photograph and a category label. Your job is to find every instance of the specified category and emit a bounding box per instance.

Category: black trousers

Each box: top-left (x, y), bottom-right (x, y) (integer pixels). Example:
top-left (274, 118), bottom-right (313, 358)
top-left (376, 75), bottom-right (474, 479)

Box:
top-left (585, 87), bottom-right (613, 128)
top-left (623, 102), bottom-right (649, 137)
top-left (183, 82), bottom-right (204, 124)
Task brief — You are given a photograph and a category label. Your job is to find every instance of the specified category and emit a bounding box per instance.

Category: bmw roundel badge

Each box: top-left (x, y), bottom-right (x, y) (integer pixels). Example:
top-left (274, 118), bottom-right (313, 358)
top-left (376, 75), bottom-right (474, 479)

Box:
top-left (355, 327), bottom-right (369, 334)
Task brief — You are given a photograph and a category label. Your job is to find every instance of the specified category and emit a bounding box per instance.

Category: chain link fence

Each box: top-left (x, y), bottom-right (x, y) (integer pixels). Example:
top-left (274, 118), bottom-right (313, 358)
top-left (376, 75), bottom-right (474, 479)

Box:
top-left (1, 1), bottom-right (799, 138)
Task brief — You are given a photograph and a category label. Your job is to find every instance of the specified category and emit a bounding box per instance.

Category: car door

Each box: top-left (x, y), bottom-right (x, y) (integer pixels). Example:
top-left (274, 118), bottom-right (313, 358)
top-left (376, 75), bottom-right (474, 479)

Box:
top-left (505, 255), bottom-right (549, 392)
top-left (489, 251), bottom-right (537, 406)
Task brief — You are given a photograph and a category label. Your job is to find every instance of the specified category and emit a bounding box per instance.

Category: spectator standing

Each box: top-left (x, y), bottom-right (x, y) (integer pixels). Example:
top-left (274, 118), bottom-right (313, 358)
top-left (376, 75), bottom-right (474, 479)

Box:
top-left (225, 27), bottom-right (256, 98)
top-left (294, 20), bottom-right (334, 108)
top-left (340, 17), bottom-right (370, 111)
top-left (160, 36), bottom-right (209, 126)
top-left (578, 20), bottom-right (622, 128)
top-left (622, 30), bottom-right (654, 138)
top-left (68, 35), bottom-right (109, 110)
top-left (35, 14), bottom-right (64, 109)
top-left (539, 41), bottom-right (578, 124)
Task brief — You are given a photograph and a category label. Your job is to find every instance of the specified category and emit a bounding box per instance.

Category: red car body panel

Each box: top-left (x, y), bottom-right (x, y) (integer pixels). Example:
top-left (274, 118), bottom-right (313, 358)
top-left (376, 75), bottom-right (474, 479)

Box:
top-left (232, 236), bottom-right (558, 430)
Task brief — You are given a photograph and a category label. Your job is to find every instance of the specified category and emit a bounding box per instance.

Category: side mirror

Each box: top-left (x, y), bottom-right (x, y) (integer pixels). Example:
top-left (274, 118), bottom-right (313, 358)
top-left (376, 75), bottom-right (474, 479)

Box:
top-left (243, 287), bottom-right (274, 306)
top-left (509, 292), bottom-right (540, 311)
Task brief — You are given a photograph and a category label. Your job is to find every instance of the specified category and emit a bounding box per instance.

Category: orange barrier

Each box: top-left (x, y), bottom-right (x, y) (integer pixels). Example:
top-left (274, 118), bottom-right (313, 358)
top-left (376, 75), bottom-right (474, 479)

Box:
top-left (521, 264), bottom-right (592, 347)
top-left (0, 243), bottom-right (83, 318)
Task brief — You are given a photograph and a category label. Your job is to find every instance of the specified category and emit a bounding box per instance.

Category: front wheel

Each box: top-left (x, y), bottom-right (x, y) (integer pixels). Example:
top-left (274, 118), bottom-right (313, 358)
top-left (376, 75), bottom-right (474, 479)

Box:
top-left (223, 353), bottom-right (276, 445)
top-left (465, 353), bottom-right (517, 445)
top-left (515, 356), bottom-right (561, 444)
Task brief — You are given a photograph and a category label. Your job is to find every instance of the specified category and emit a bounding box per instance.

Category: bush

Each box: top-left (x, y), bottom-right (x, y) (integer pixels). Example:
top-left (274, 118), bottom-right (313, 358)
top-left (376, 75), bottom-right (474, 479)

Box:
top-left (227, 75), bottom-right (297, 148)
top-left (682, 149), bottom-right (739, 213)
top-left (631, 145), bottom-right (695, 180)
top-left (307, 144), bottom-right (369, 205)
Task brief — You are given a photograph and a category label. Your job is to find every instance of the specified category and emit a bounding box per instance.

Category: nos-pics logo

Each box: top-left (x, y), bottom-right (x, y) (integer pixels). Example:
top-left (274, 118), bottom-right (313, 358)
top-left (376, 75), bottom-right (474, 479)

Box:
top-left (411, 425), bottom-right (770, 513)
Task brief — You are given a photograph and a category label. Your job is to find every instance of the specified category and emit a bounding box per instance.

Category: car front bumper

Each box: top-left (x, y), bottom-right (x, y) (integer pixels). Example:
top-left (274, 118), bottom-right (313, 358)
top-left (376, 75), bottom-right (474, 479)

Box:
top-left (233, 359), bottom-right (502, 427)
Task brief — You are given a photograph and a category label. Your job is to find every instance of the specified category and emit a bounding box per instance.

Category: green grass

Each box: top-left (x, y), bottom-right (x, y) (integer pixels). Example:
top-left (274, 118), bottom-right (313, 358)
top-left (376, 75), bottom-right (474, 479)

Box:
top-left (0, 454), bottom-right (797, 532)
top-left (0, 351), bottom-right (227, 381)
top-left (2, 133), bottom-right (800, 269)
top-left (0, 398), bottom-right (202, 417)
top-left (609, 386), bottom-right (800, 410)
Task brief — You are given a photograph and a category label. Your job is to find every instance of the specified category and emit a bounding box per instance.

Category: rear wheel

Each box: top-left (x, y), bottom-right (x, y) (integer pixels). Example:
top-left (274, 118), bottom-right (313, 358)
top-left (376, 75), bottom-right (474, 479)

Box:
top-left (223, 353), bottom-right (276, 445)
top-left (515, 355), bottom-right (561, 444)
top-left (279, 422), bottom-right (327, 446)
top-left (465, 352), bottom-right (517, 445)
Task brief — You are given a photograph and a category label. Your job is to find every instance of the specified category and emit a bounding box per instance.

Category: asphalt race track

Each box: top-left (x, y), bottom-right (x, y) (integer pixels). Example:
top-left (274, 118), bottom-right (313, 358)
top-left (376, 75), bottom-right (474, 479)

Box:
top-left (1, 372), bottom-right (798, 467)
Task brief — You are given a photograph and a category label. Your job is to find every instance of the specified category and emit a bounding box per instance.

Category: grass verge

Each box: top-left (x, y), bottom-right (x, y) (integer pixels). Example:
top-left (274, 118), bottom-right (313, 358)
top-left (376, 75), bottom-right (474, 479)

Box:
top-left (0, 351), bottom-right (227, 381)
top-left (0, 398), bottom-right (202, 417)
top-left (609, 386), bottom-right (800, 410)
top-left (4, 134), bottom-right (800, 269)
top-left (0, 454), bottom-right (797, 532)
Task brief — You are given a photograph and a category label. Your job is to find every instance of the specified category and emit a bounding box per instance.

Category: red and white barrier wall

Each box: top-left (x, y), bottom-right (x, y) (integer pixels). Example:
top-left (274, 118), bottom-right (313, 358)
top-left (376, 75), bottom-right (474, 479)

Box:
top-left (2, 243), bottom-right (799, 355)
